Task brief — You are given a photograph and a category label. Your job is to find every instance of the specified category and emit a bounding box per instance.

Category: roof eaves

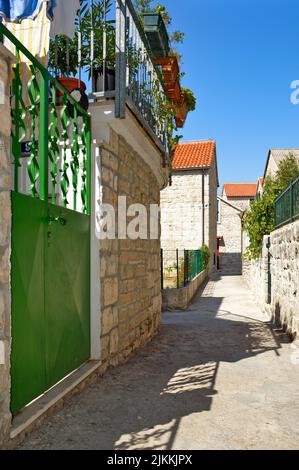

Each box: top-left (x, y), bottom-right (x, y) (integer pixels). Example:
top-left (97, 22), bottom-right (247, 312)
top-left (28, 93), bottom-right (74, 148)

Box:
top-left (173, 165), bottom-right (211, 171)
top-left (217, 195), bottom-right (244, 213)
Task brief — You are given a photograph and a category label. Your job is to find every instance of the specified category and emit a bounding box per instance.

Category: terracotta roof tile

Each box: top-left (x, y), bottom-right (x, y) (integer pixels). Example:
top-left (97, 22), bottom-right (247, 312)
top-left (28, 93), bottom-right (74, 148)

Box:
top-left (173, 141), bottom-right (215, 169)
top-left (223, 183), bottom-right (257, 198)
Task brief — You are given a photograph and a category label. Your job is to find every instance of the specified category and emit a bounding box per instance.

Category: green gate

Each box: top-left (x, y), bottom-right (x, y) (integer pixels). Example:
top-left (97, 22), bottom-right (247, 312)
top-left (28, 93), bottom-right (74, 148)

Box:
top-left (0, 24), bottom-right (92, 415)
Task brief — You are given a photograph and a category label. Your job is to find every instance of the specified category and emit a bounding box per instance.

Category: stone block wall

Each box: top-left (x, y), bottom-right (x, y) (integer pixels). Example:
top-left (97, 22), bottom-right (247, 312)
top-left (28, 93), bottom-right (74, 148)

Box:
top-left (99, 130), bottom-right (161, 367)
top-left (217, 198), bottom-right (243, 275)
top-left (270, 221), bottom-right (299, 338)
top-left (242, 235), bottom-right (269, 310)
top-left (208, 156), bottom-right (218, 270)
top-left (243, 221), bottom-right (299, 338)
top-left (161, 168), bottom-right (217, 271)
top-left (0, 44), bottom-right (13, 447)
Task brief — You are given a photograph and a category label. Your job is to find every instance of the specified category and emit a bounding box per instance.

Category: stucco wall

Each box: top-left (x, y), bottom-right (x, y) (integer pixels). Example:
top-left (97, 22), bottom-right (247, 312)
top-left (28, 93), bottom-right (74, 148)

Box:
top-left (243, 221), bottom-right (299, 339)
top-left (0, 45), bottom-right (13, 447)
top-left (217, 198), bottom-right (243, 275)
top-left (99, 129), bottom-right (161, 366)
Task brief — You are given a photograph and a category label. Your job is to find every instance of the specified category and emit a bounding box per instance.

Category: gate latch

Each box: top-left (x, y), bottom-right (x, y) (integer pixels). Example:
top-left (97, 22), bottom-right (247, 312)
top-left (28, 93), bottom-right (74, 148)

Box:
top-left (47, 215), bottom-right (67, 226)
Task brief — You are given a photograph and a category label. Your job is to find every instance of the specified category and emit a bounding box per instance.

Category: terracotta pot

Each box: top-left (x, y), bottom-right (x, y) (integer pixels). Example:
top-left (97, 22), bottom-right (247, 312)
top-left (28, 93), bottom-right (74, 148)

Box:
top-left (56, 77), bottom-right (87, 105)
top-left (165, 78), bottom-right (182, 102)
top-left (173, 92), bottom-right (188, 128)
top-left (154, 56), bottom-right (179, 83)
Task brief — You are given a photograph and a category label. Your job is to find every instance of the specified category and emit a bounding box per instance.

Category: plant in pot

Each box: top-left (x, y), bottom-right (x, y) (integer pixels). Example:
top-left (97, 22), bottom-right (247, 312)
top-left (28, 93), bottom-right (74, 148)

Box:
top-left (80, 0), bottom-right (116, 93)
top-left (173, 87), bottom-right (196, 128)
top-left (48, 33), bottom-right (87, 100)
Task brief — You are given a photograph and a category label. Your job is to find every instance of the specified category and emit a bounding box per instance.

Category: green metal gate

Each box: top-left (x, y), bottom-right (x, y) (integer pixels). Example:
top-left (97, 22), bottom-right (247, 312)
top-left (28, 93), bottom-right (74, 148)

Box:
top-left (0, 24), bottom-right (92, 415)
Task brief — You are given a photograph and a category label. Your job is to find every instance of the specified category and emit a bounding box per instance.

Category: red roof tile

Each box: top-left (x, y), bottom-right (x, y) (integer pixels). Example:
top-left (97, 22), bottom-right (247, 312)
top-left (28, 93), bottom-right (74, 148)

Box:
top-left (223, 183), bottom-right (257, 198)
top-left (172, 141), bottom-right (215, 169)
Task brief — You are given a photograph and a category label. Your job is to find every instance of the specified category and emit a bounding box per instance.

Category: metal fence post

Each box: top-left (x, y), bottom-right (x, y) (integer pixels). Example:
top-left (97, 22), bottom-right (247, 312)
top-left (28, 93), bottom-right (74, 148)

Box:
top-left (115, 0), bottom-right (127, 118)
top-left (176, 249), bottom-right (179, 289)
top-left (160, 248), bottom-right (163, 290)
top-left (39, 68), bottom-right (49, 202)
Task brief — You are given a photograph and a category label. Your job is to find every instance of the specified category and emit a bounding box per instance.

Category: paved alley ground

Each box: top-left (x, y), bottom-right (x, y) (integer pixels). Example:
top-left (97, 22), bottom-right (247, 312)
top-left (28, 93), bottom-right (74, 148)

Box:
top-left (18, 275), bottom-right (299, 450)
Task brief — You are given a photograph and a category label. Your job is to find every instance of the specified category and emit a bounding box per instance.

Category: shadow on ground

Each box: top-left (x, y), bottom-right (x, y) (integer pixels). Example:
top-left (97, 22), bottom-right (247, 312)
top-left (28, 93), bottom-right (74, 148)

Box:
top-left (18, 275), bottom-right (291, 450)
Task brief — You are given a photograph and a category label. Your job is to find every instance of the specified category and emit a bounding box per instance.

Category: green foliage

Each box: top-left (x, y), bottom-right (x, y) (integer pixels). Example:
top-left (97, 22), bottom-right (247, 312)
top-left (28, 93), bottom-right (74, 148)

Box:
top-left (133, 0), bottom-right (152, 15)
top-left (201, 245), bottom-right (210, 269)
top-left (48, 0), bottom-right (115, 77)
top-left (80, 0), bottom-right (115, 73)
top-left (48, 35), bottom-right (79, 77)
top-left (243, 155), bottom-right (299, 260)
top-left (182, 87), bottom-right (196, 112)
top-left (275, 153), bottom-right (299, 189)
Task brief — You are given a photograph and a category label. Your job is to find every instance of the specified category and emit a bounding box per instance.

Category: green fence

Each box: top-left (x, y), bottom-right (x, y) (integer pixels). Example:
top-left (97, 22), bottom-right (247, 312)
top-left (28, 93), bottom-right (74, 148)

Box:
top-left (161, 249), bottom-right (203, 290)
top-left (0, 22), bottom-right (91, 214)
top-left (275, 175), bottom-right (299, 228)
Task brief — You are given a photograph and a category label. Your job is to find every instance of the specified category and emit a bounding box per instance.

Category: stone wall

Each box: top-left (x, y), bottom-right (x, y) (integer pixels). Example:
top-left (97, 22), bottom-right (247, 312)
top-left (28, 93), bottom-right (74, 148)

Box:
top-left (270, 221), bottom-right (299, 338)
top-left (223, 196), bottom-right (252, 211)
top-left (242, 235), bottom-right (269, 310)
top-left (161, 168), bottom-right (216, 271)
top-left (162, 268), bottom-right (208, 310)
top-left (0, 44), bottom-right (14, 447)
top-left (208, 156), bottom-right (218, 270)
top-left (217, 197), bottom-right (243, 275)
top-left (243, 221), bottom-right (299, 338)
top-left (99, 129), bottom-right (161, 367)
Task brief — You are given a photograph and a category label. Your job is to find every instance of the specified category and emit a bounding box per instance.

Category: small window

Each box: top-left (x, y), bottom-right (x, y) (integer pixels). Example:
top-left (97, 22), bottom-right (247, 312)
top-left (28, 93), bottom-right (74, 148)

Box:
top-left (217, 199), bottom-right (221, 223)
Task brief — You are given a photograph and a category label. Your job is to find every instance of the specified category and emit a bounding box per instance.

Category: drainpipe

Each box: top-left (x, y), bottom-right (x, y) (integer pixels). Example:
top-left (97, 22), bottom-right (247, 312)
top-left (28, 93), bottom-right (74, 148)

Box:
top-left (202, 170), bottom-right (205, 245)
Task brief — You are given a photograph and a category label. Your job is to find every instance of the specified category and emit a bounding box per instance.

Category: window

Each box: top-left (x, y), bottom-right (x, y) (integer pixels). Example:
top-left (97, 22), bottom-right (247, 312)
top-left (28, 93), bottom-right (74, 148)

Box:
top-left (217, 199), bottom-right (221, 223)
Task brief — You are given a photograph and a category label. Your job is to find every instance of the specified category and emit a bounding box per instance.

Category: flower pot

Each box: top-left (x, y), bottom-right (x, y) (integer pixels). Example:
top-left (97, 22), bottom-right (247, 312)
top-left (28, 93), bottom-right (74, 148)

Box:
top-left (165, 78), bottom-right (182, 102)
top-left (174, 92), bottom-right (188, 128)
top-left (56, 77), bottom-right (86, 105)
top-left (154, 56), bottom-right (179, 84)
top-left (143, 13), bottom-right (170, 59)
top-left (92, 66), bottom-right (116, 93)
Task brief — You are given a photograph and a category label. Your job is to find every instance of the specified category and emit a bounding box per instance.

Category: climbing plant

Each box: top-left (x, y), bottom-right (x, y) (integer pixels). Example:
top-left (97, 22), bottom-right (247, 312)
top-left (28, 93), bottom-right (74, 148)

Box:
top-left (243, 154), bottom-right (299, 260)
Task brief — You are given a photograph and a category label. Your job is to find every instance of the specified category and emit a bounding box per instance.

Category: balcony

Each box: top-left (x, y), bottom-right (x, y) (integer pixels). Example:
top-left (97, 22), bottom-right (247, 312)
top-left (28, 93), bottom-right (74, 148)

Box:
top-left (60, 0), bottom-right (171, 158)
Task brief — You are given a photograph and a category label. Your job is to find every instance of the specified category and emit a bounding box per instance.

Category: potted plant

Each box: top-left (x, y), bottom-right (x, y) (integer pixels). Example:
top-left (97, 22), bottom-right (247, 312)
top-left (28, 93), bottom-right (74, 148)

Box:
top-left (154, 55), bottom-right (179, 84)
top-left (80, 0), bottom-right (116, 93)
top-left (48, 34), bottom-right (87, 101)
top-left (173, 88), bottom-right (196, 128)
top-left (142, 12), bottom-right (170, 59)
top-left (173, 91), bottom-right (188, 128)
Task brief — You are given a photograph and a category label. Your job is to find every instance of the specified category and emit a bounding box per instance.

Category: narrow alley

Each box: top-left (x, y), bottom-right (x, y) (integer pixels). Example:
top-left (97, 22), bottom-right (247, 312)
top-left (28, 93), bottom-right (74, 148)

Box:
top-left (18, 275), bottom-right (299, 450)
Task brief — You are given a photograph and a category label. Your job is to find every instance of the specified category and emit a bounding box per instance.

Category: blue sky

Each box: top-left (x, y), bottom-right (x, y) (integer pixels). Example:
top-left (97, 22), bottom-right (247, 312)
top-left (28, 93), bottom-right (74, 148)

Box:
top-left (160, 0), bottom-right (299, 187)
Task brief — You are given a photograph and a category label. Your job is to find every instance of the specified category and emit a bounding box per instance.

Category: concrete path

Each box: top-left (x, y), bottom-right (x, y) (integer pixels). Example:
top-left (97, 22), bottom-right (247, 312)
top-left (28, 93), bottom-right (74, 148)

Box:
top-left (19, 275), bottom-right (299, 450)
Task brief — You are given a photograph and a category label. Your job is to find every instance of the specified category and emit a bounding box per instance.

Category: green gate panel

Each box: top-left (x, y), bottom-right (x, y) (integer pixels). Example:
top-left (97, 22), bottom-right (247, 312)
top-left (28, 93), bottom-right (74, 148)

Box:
top-left (11, 193), bottom-right (47, 415)
top-left (45, 204), bottom-right (90, 388)
top-left (11, 194), bottom-right (90, 415)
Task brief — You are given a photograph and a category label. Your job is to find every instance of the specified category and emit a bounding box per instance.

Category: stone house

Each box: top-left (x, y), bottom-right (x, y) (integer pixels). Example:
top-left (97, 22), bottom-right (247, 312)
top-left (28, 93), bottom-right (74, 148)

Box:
top-left (0, 3), bottom-right (171, 446)
top-left (256, 177), bottom-right (264, 197)
top-left (264, 148), bottom-right (299, 179)
top-left (161, 141), bottom-right (219, 271)
top-left (217, 183), bottom-right (256, 274)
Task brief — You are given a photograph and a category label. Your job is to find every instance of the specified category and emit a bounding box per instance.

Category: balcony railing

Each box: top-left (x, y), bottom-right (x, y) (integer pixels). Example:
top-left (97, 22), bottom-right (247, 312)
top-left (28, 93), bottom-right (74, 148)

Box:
top-left (275, 175), bottom-right (299, 228)
top-left (161, 249), bottom-right (203, 290)
top-left (114, 0), bottom-right (168, 153)
top-left (0, 22), bottom-right (91, 214)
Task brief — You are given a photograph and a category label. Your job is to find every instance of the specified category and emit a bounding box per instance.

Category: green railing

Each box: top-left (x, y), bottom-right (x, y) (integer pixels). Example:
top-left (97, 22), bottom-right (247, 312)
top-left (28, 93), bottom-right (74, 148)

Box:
top-left (0, 23), bottom-right (91, 215)
top-left (161, 249), bottom-right (203, 289)
top-left (275, 175), bottom-right (299, 228)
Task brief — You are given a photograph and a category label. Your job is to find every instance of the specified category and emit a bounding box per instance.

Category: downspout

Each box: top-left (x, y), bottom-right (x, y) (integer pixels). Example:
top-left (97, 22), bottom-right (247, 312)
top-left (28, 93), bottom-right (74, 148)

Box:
top-left (202, 170), bottom-right (205, 245)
